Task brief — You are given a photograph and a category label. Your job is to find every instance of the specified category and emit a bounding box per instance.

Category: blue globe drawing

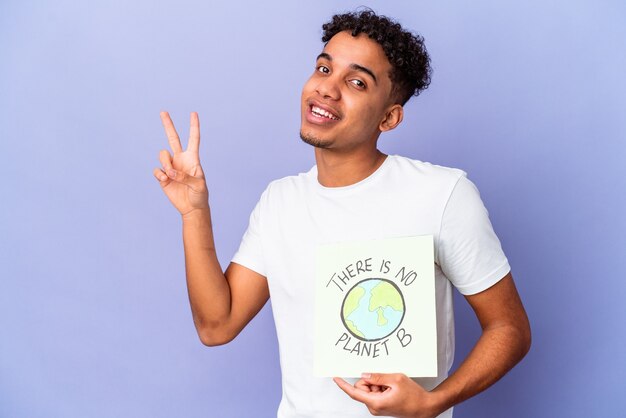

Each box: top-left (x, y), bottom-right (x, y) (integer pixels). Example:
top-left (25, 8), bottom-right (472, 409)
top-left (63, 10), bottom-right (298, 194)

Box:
top-left (340, 278), bottom-right (405, 341)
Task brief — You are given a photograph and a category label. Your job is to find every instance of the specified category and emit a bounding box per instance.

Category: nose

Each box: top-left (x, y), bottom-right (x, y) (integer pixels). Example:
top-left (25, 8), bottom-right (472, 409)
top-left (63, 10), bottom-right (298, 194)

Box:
top-left (315, 74), bottom-right (341, 100)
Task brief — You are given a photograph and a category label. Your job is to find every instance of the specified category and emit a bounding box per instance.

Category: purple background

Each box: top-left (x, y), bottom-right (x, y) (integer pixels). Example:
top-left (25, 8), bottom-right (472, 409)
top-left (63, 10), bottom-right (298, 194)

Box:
top-left (1, 1), bottom-right (625, 417)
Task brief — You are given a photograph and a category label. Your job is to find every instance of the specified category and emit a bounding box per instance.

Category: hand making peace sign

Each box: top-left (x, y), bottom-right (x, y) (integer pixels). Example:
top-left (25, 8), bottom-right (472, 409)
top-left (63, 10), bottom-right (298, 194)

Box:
top-left (153, 111), bottom-right (209, 216)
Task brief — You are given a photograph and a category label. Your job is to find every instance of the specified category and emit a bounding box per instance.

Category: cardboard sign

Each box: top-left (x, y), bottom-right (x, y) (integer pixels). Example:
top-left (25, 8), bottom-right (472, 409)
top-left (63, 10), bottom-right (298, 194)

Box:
top-left (314, 235), bottom-right (437, 377)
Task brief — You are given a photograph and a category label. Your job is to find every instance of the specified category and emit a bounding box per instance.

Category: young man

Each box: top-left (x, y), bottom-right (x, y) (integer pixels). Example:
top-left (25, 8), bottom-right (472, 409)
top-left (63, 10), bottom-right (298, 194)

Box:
top-left (154, 10), bottom-right (531, 418)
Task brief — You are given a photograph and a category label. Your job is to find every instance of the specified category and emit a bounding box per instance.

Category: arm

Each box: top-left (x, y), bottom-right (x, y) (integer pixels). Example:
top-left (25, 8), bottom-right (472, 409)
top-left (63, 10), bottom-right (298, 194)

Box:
top-left (154, 111), bottom-right (269, 347)
top-left (335, 272), bottom-right (531, 417)
top-left (429, 272), bottom-right (531, 410)
top-left (182, 208), bottom-right (269, 346)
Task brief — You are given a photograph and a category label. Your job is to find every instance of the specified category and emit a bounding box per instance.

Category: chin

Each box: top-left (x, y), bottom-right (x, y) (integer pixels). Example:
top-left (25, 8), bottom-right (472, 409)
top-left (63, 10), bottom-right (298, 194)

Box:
top-left (300, 130), bottom-right (331, 149)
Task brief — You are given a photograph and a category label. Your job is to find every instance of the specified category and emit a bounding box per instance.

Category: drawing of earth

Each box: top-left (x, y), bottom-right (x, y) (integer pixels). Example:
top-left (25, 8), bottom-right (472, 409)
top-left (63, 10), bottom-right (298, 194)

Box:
top-left (340, 278), bottom-right (405, 342)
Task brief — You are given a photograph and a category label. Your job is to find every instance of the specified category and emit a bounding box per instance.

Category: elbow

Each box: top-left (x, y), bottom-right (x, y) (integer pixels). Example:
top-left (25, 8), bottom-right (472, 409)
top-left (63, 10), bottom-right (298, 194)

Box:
top-left (490, 319), bottom-right (532, 363)
top-left (511, 318), bottom-right (532, 362)
top-left (196, 321), bottom-right (236, 347)
top-left (520, 322), bottom-right (532, 358)
top-left (198, 333), bottom-right (231, 347)
top-left (509, 308), bottom-right (532, 361)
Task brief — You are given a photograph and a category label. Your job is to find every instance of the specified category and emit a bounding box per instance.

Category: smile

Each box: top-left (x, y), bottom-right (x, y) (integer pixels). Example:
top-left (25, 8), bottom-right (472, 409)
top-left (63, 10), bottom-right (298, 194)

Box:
top-left (311, 105), bottom-right (340, 120)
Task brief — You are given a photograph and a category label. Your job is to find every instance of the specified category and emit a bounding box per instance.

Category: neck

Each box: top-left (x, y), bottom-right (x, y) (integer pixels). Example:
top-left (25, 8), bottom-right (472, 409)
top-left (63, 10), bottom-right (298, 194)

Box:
top-left (314, 147), bottom-right (388, 187)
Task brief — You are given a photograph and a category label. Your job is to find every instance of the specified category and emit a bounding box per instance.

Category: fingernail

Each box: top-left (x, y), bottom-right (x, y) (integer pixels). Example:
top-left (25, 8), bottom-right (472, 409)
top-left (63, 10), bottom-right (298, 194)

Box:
top-left (159, 174), bottom-right (167, 181)
top-left (167, 169), bottom-right (176, 178)
top-left (361, 373), bottom-right (371, 378)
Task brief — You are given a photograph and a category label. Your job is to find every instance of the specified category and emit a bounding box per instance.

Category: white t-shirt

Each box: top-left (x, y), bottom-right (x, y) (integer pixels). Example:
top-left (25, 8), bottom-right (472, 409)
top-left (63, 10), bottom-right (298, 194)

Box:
top-left (232, 155), bottom-right (510, 418)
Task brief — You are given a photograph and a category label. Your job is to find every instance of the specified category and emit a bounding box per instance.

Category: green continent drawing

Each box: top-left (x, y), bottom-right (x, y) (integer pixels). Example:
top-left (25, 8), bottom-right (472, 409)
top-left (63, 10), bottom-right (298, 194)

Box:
top-left (343, 286), bottom-right (365, 318)
top-left (370, 281), bottom-right (404, 312)
top-left (340, 278), bottom-right (406, 341)
top-left (344, 319), bottom-right (365, 338)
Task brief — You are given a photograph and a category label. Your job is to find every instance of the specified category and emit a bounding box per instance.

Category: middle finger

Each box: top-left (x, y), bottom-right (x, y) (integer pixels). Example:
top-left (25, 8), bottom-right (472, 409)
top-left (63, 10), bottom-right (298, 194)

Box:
top-left (160, 111), bottom-right (184, 154)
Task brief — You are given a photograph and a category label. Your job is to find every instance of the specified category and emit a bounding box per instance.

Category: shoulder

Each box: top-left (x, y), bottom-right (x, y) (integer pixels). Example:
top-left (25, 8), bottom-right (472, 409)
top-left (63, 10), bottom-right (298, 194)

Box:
top-left (266, 167), bottom-right (313, 192)
top-left (386, 155), bottom-right (468, 193)
top-left (389, 154), bottom-right (465, 177)
top-left (255, 166), bottom-right (315, 206)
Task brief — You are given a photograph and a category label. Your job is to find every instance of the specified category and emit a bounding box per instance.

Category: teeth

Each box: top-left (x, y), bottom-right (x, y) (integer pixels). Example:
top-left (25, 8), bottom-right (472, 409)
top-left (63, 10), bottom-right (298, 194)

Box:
top-left (312, 106), bottom-right (339, 120)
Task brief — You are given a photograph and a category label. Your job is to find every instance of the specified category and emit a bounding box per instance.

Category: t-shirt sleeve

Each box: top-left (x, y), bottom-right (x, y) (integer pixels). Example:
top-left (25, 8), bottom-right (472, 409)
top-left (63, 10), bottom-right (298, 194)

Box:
top-left (231, 194), bottom-right (267, 277)
top-left (437, 174), bottom-right (511, 295)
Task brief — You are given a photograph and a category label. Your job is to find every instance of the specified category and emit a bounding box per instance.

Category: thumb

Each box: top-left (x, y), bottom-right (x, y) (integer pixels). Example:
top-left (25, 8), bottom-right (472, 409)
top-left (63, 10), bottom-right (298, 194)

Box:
top-left (166, 168), bottom-right (204, 189)
top-left (360, 373), bottom-right (397, 386)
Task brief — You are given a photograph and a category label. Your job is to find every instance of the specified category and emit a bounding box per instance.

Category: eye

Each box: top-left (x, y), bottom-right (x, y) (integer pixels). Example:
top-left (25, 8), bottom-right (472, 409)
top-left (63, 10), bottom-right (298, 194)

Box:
top-left (316, 65), bottom-right (330, 74)
top-left (350, 79), bottom-right (366, 89)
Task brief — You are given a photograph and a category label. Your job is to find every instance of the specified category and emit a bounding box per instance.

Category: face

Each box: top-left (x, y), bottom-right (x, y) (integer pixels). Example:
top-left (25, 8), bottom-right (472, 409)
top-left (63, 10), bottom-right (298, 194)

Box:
top-left (300, 31), bottom-right (402, 152)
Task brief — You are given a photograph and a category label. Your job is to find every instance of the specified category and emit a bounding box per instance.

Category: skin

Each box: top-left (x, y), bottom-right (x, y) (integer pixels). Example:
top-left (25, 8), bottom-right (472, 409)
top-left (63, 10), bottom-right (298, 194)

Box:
top-left (154, 29), bottom-right (531, 417)
top-left (300, 31), bottom-right (404, 187)
top-left (154, 112), bottom-right (269, 346)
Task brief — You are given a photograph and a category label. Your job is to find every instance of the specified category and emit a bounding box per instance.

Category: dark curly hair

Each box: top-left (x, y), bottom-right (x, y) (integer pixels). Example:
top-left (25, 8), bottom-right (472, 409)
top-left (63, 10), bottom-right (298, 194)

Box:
top-left (322, 10), bottom-right (431, 105)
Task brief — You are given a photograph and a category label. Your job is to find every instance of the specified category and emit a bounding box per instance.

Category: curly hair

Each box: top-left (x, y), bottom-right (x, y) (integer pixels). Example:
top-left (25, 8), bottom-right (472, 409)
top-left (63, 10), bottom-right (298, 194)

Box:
top-left (322, 9), bottom-right (431, 105)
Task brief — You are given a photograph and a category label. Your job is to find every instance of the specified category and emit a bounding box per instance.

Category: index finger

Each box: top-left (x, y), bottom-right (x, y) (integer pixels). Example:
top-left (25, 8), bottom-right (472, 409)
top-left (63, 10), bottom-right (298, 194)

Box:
top-left (333, 377), bottom-right (376, 405)
top-left (187, 111), bottom-right (200, 154)
top-left (160, 111), bottom-right (184, 154)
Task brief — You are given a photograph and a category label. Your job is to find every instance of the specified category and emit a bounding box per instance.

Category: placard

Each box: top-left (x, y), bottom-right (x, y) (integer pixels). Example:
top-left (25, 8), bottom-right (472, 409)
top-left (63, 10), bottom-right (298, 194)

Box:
top-left (314, 235), bottom-right (437, 377)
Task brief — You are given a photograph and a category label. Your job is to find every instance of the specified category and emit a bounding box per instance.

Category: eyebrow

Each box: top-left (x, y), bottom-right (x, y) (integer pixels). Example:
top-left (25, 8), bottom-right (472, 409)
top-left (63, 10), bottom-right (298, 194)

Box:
top-left (316, 52), bottom-right (378, 85)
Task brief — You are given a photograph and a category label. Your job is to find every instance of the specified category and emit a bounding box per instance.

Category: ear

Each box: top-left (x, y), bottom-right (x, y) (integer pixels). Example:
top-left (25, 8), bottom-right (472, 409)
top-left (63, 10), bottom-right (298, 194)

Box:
top-left (379, 104), bottom-right (404, 132)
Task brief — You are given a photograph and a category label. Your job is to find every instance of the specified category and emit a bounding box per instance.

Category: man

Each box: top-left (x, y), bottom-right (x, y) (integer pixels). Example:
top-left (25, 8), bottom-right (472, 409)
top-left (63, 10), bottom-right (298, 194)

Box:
top-left (154, 10), bottom-right (531, 418)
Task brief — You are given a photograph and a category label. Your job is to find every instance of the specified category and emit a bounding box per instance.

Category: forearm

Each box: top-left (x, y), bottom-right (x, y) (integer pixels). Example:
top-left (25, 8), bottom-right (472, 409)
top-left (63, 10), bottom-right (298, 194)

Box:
top-left (181, 207), bottom-right (233, 343)
top-left (430, 322), bottom-right (531, 412)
